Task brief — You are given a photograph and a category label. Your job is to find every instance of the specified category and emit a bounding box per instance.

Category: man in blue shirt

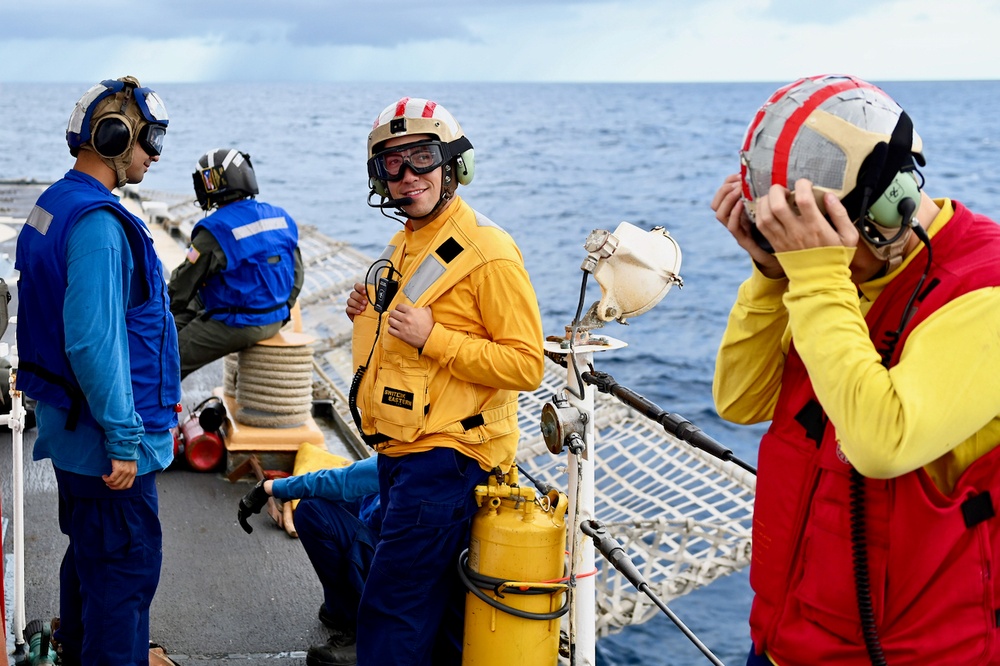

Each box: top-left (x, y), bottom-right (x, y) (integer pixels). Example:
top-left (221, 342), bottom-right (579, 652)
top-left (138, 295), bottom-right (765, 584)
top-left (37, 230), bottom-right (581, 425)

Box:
top-left (238, 456), bottom-right (380, 666)
top-left (15, 76), bottom-right (181, 666)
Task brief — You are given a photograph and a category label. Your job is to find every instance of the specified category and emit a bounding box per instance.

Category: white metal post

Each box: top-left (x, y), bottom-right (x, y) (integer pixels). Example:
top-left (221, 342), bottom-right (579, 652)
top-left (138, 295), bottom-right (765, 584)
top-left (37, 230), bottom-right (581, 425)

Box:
top-left (565, 349), bottom-right (596, 666)
top-left (1, 343), bottom-right (26, 651)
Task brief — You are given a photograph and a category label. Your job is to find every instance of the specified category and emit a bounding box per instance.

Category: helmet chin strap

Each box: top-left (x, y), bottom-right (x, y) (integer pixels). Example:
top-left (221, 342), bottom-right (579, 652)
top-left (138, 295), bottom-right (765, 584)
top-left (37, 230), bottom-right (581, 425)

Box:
top-left (859, 226), bottom-right (912, 273)
top-left (81, 144), bottom-right (133, 189)
top-left (108, 150), bottom-right (133, 189)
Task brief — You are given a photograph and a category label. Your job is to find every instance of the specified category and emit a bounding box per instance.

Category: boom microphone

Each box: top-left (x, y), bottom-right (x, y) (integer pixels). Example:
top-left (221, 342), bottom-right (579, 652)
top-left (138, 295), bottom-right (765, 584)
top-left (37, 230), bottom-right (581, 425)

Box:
top-left (368, 195), bottom-right (414, 209)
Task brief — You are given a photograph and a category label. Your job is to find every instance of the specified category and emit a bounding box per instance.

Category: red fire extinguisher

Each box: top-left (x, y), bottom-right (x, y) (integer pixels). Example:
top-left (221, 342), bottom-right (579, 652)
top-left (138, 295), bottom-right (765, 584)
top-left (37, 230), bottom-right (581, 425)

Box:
top-left (175, 397), bottom-right (227, 472)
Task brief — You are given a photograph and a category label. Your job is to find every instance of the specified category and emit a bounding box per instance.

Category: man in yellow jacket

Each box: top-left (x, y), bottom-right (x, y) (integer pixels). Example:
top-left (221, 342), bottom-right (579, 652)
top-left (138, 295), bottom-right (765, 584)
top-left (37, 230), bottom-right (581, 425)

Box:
top-left (340, 97), bottom-right (544, 666)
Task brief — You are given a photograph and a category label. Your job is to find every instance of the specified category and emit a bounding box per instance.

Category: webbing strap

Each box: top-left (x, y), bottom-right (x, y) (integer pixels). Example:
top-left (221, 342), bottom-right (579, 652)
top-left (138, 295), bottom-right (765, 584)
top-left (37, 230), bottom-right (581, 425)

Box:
top-left (961, 491), bottom-right (995, 529)
top-left (18, 360), bottom-right (83, 431)
top-left (794, 399), bottom-right (827, 447)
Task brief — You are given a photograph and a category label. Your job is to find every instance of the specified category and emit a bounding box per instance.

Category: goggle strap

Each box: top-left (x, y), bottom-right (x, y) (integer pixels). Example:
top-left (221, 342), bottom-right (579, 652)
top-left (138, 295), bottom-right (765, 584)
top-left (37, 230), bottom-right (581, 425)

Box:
top-left (447, 136), bottom-right (472, 160)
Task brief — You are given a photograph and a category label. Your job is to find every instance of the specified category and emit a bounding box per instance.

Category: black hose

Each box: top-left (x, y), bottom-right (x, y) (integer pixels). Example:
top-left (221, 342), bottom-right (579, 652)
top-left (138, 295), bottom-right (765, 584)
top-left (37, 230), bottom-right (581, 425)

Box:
top-left (581, 370), bottom-right (756, 475)
top-left (457, 549), bottom-right (569, 621)
top-left (581, 520), bottom-right (725, 666)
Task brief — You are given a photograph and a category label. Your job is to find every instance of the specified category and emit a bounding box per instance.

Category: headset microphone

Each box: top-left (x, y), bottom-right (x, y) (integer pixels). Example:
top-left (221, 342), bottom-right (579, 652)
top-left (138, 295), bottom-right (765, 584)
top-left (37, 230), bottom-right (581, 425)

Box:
top-left (366, 192), bottom-right (414, 209)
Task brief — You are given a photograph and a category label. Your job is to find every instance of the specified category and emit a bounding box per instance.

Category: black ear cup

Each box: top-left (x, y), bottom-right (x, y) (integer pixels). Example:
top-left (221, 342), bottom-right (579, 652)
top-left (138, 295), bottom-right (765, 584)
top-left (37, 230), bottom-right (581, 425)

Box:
top-left (92, 116), bottom-right (132, 158)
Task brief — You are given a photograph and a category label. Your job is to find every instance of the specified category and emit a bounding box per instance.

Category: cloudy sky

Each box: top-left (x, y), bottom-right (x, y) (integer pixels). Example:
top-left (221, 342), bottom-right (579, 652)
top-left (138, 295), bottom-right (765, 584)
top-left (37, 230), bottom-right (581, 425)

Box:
top-left (3, 0), bottom-right (1000, 84)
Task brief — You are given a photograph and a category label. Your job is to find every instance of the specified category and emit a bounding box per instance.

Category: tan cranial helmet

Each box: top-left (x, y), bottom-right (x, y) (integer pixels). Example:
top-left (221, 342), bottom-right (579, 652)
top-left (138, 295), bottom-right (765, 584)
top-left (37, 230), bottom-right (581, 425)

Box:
top-left (367, 97), bottom-right (470, 158)
top-left (66, 75), bottom-right (169, 187)
top-left (366, 97), bottom-right (475, 200)
top-left (740, 75), bottom-right (925, 239)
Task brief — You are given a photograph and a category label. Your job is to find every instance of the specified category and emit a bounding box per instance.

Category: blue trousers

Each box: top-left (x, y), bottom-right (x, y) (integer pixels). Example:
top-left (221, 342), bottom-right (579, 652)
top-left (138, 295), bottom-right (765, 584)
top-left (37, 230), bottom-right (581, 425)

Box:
top-left (746, 643), bottom-right (774, 665)
top-left (295, 497), bottom-right (376, 630)
top-left (357, 448), bottom-right (488, 666)
top-left (53, 468), bottom-right (162, 666)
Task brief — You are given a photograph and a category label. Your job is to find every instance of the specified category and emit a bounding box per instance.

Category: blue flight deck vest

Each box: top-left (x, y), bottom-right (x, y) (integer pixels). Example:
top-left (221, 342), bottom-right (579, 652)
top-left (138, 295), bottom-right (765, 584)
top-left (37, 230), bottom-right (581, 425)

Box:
top-left (15, 170), bottom-right (181, 431)
top-left (194, 199), bottom-right (299, 327)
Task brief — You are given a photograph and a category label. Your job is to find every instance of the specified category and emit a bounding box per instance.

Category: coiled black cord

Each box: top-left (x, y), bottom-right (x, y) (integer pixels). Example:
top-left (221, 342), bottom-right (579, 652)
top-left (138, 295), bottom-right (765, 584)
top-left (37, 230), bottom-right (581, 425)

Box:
top-left (850, 468), bottom-right (887, 666)
top-left (346, 260), bottom-right (395, 443)
top-left (849, 208), bottom-right (932, 666)
top-left (457, 549), bottom-right (569, 621)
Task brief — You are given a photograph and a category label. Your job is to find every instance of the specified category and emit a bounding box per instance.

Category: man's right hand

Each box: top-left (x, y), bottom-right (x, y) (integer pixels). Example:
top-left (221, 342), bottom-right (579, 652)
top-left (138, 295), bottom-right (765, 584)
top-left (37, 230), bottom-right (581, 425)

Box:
top-left (237, 480), bottom-right (270, 534)
top-left (345, 282), bottom-right (368, 322)
top-left (103, 459), bottom-right (137, 490)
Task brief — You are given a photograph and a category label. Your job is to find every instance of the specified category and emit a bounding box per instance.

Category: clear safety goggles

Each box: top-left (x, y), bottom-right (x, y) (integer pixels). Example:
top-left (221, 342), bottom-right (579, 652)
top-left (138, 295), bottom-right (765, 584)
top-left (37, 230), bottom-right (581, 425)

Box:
top-left (138, 123), bottom-right (166, 157)
top-left (369, 140), bottom-right (447, 181)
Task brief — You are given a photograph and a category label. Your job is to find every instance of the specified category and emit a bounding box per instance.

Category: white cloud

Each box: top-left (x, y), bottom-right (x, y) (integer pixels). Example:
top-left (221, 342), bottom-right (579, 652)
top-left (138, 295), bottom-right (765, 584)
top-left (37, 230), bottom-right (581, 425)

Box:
top-left (2, 0), bottom-right (1000, 83)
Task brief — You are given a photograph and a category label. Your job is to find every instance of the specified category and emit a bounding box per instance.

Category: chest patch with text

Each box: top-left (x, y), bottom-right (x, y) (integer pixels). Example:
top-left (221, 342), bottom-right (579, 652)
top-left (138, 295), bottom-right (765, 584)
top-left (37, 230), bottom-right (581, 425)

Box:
top-left (381, 387), bottom-right (415, 410)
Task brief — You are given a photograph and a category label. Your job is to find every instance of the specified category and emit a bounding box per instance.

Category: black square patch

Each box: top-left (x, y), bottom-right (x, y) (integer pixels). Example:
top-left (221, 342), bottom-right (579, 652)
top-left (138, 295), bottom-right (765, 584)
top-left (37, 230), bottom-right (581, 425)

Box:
top-left (436, 237), bottom-right (464, 264)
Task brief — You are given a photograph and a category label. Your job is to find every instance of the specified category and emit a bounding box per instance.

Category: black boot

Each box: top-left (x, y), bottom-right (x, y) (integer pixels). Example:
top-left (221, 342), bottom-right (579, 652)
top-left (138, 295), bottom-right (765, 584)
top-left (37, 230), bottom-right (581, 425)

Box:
top-left (309, 607), bottom-right (357, 666)
top-left (306, 637), bottom-right (357, 666)
top-left (318, 604), bottom-right (338, 630)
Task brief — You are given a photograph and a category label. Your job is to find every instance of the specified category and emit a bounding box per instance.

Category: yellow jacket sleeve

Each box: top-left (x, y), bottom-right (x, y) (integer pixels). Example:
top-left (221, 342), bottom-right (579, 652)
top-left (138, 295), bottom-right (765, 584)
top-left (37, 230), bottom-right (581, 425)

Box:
top-left (780, 245), bottom-right (1000, 487)
top-left (713, 262), bottom-right (791, 424)
top-left (421, 258), bottom-right (544, 393)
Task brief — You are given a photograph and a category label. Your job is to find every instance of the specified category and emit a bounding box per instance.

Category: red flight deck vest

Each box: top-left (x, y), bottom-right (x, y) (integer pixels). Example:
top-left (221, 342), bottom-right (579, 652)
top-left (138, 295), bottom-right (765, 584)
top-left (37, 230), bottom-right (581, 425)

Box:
top-left (749, 202), bottom-right (1000, 665)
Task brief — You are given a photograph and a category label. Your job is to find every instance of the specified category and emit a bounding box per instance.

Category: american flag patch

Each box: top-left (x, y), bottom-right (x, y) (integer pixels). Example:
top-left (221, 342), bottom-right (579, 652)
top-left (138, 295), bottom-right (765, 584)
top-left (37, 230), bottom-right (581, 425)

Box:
top-left (186, 245), bottom-right (201, 263)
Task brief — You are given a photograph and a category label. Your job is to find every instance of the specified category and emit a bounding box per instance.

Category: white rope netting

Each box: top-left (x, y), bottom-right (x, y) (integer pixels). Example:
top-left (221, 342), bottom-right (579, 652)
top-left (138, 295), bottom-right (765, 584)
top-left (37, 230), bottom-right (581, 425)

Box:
top-left (291, 224), bottom-right (757, 638)
top-left (140, 190), bottom-right (759, 640)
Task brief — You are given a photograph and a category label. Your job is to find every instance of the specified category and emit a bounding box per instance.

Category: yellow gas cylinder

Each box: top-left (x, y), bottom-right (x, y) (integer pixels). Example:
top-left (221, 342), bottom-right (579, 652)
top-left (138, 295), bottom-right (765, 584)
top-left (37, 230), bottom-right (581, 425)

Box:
top-left (461, 467), bottom-right (569, 665)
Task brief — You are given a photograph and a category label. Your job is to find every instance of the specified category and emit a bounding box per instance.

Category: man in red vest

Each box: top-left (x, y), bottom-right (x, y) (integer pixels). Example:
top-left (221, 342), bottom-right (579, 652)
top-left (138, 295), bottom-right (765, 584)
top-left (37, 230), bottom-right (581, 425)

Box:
top-left (711, 75), bottom-right (1000, 665)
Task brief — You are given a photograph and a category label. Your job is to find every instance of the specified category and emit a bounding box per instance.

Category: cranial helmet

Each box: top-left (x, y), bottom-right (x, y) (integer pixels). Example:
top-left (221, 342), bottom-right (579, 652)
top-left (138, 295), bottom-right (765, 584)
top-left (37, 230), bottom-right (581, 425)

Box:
top-left (192, 149), bottom-right (259, 211)
top-left (66, 76), bottom-right (169, 188)
top-left (740, 75), bottom-right (926, 258)
top-left (366, 97), bottom-right (475, 199)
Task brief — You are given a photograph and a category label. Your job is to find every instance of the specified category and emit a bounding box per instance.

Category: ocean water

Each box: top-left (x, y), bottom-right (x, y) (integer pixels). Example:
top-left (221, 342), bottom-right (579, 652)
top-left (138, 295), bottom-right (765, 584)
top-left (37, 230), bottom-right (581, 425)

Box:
top-left (3, 80), bottom-right (1000, 665)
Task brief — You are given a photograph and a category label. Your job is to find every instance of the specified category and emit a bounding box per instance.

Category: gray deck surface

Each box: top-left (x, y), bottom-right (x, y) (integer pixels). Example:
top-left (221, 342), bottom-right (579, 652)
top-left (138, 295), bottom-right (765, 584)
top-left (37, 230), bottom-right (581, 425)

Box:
top-left (2, 366), bottom-right (346, 665)
top-left (0, 188), bottom-right (350, 663)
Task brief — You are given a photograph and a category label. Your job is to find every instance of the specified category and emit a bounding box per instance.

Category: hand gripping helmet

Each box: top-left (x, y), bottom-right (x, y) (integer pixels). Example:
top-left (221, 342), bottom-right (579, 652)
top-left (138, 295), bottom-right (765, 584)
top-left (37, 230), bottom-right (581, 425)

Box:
top-left (366, 97), bottom-right (475, 201)
top-left (740, 75), bottom-right (926, 261)
top-left (192, 148), bottom-right (260, 211)
top-left (66, 76), bottom-right (169, 188)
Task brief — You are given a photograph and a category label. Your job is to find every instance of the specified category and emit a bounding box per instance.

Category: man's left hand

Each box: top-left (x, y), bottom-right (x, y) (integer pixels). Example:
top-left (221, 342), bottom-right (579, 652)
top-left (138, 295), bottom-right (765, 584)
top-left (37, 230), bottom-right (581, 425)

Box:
top-left (387, 304), bottom-right (434, 349)
top-left (103, 459), bottom-right (137, 490)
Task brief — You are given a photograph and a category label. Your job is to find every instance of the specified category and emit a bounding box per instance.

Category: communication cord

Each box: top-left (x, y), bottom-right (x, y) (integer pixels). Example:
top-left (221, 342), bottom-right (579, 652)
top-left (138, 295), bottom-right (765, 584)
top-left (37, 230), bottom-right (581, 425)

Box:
top-left (851, 211), bottom-right (931, 666)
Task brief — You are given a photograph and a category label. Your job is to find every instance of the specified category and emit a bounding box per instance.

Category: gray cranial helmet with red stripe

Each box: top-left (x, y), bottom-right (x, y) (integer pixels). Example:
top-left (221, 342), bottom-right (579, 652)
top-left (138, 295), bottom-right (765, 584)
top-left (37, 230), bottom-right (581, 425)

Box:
top-left (738, 74), bottom-right (924, 228)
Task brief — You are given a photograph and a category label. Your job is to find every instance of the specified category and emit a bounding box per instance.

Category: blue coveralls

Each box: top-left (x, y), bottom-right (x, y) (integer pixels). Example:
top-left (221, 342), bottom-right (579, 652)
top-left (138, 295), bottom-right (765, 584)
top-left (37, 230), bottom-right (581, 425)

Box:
top-left (16, 170), bottom-right (180, 665)
top-left (271, 456), bottom-right (382, 631)
top-left (358, 448), bottom-right (488, 666)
